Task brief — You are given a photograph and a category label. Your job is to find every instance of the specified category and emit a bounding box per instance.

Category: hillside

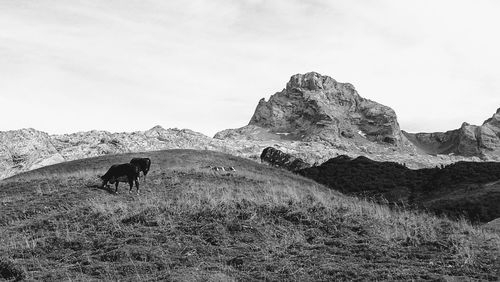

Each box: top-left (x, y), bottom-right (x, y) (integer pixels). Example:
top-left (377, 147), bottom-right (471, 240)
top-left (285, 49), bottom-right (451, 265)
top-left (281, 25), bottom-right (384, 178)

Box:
top-left (297, 155), bottom-right (500, 222)
top-left (1, 150), bottom-right (499, 280)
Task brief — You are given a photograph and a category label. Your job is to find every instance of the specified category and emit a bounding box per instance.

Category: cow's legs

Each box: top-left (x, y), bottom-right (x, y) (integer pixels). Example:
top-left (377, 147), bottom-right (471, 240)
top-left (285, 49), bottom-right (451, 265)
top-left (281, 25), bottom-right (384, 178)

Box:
top-left (128, 180), bottom-right (133, 193)
top-left (115, 182), bottom-right (119, 194)
top-left (135, 179), bottom-right (140, 194)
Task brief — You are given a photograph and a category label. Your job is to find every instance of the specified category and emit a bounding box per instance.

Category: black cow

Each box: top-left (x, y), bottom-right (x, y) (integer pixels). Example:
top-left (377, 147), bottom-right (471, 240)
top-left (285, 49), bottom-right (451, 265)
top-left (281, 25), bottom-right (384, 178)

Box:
top-left (101, 163), bottom-right (140, 194)
top-left (130, 158), bottom-right (151, 182)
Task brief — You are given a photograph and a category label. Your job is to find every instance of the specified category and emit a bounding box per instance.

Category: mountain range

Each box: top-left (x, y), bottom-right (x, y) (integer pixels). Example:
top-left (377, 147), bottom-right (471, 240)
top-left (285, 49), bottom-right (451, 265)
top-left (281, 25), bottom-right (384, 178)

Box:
top-left (1, 72), bottom-right (498, 179)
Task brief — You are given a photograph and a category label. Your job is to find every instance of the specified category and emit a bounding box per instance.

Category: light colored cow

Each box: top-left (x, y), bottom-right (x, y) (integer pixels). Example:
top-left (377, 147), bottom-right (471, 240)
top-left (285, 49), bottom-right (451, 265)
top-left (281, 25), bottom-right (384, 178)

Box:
top-left (206, 166), bottom-right (236, 172)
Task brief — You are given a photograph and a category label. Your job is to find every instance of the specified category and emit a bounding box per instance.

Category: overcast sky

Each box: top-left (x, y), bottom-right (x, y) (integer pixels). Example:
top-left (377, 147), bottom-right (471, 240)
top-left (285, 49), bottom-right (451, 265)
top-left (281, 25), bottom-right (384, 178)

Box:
top-left (1, 0), bottom-right (499, 136)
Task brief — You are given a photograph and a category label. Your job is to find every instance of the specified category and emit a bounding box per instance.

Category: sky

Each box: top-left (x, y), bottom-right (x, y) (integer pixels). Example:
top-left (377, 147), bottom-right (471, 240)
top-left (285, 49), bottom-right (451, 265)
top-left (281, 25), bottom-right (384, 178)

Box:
top-left (0, 0), bottom-right (499, 137)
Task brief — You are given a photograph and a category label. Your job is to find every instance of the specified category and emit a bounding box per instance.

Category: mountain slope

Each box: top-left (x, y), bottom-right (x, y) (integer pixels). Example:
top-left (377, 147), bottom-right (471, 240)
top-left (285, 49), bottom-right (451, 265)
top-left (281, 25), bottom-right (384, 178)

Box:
top-left (1, 150), bottom-right (498, 280)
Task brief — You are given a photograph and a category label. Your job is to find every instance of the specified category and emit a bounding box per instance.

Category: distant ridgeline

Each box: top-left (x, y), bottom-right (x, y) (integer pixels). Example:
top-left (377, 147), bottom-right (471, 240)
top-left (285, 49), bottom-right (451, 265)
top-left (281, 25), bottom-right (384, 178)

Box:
top-left (291, 154), bottom-right (500, 223)
top-left (2, 72), bottom-right (500, 181)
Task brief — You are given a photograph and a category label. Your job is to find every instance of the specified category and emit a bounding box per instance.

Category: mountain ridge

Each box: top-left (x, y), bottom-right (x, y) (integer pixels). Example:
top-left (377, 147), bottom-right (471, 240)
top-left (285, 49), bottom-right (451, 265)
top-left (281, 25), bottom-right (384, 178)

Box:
top-left (1, 124), bottom-right (482, 180)
top-left (0, 126), bottom-right (245, 179)
top-left (215, 72), bottom-right (500, 161)
top-left (1, 72), bottom-right (498, 179)
top-left (403, 108), bottom-right (500, 160)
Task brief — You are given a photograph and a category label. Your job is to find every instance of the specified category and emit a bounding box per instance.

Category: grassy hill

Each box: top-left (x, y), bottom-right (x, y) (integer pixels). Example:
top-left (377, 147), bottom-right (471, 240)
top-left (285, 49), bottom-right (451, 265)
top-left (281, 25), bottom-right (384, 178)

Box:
top-left (0, 150), bottom-right (499, 281)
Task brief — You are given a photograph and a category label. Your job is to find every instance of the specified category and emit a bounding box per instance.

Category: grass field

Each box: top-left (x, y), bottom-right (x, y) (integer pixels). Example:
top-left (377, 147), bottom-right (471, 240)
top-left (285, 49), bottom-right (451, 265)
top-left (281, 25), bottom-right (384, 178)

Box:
top-left (0, 150), bottom-right (499, 281)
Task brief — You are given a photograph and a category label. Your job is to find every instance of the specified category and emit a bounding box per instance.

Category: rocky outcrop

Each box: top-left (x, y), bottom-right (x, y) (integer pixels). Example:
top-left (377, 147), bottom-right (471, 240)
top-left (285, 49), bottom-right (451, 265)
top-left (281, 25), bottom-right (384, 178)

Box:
top-left (404, 108), bottom-right (500, 160)
top-left (0, 129), bottom-right (65, 179)
top-left (216, 72), bottom-right (406, 147)
top-left (260, 147), bottom-right (311, 171)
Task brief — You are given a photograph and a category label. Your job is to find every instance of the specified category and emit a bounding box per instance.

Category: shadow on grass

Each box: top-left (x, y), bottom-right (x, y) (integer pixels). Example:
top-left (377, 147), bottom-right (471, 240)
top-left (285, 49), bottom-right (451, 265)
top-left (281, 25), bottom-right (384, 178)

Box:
top-left (86, 184), bottom-right (116, 194)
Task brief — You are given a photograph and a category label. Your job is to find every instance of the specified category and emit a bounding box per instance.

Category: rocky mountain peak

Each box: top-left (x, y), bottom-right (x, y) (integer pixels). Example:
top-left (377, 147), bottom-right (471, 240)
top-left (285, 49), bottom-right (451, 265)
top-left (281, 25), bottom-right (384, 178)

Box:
top-left (148, 125), bottom-right (166, 132)
top-left (220, 72), bottom-right (405, 148)
top-left (285, 72), bottom-right (353, 92)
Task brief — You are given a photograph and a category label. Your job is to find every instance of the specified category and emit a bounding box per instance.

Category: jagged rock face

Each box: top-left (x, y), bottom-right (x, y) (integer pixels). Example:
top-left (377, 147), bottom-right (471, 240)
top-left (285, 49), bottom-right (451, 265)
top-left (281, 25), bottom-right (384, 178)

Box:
top-left (260, 147), bottom-right (310, 171)
top-left (218, 72), bottom-right (404, 146)
top-left (479, 109), bottom-right (500, 153)
top-left (404, 108), bottom-right (500, 159)
top-left (0, 129), bottom-right (65, 179)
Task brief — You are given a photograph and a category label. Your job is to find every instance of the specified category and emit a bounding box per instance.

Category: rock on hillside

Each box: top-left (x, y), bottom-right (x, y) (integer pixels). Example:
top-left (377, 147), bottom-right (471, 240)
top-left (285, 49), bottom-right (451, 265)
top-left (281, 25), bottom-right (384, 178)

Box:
top-left (216, 72), bottom-right (408, 147)
top-left (404, 108), bottom-right (500, 160)
top-left (260, 147), bottom-right (311, 171)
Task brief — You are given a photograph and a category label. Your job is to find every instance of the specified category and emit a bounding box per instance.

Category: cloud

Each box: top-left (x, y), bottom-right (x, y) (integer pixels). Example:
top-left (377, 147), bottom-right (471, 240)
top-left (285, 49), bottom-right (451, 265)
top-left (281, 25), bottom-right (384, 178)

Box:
top-left (0, 0), bottom-right (499, 136)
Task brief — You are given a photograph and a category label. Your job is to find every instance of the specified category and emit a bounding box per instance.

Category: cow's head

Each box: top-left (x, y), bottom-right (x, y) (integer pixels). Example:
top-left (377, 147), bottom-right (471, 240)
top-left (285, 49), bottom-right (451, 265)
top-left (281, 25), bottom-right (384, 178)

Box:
top-left (99, 175), bottom-right (108, 188)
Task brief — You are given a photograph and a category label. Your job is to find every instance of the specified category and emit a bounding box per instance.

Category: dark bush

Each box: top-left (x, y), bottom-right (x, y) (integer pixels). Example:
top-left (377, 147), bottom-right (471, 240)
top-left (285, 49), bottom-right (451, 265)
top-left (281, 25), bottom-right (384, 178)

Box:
top-left (297, 155), bottom-right (500, 222)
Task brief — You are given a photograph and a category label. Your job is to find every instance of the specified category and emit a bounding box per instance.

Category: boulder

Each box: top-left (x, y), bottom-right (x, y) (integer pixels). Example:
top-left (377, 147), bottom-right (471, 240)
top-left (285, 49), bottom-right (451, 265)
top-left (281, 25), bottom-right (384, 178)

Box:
top-left (260, 147), bottom-right (311, 171)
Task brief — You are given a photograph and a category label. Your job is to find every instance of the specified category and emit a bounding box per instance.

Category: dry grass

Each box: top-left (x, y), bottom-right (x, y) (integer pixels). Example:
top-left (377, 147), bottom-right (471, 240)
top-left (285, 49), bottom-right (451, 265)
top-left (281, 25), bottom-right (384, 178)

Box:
top-left (0, 149), bottom-right (499, 281)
